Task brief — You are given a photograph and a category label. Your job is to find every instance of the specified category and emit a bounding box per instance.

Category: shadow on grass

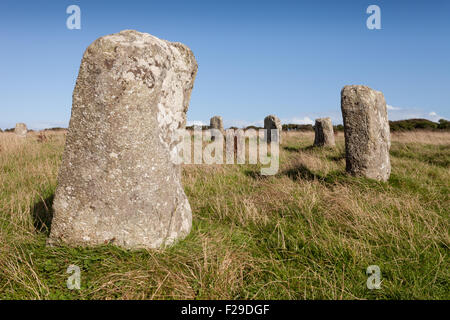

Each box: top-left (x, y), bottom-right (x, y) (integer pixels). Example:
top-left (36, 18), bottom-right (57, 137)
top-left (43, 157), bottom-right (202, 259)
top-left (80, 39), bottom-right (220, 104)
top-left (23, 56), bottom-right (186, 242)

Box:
top-left (32, 194), bottom-right (54, 235)
top-left (327, 152), bottom-right (346, 162)
top-left (283, 145), bottom-right (315, 153)
top-left (282, 165), bottom-right (350, 185)
top-left (243, 169), bottom-right (265, 179)
top-left (244, 164), bottom-right (343, 183)
top-left (244, 163), bottom-right (347, 184)
top-left (283, 164), bottom-right (319, 181)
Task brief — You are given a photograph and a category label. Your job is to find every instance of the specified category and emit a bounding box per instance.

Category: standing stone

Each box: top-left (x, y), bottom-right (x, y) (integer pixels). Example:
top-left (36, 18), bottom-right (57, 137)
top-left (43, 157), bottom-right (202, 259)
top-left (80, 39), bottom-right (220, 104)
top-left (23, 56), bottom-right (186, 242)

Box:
top-left (264, 115), bottom-right (282, 144)
top-left (209, 116), bottom-right (223, 141)
top-left (49, 30), bottom-right (198, 249)
top-left (314, 117), bottom-right (335, 147)
top-left (14, 123), bottom-right (27, 137)
top-left (210, 116), bottom-right (223, 131)
top-left (341, 85), bottom-right (391, 181)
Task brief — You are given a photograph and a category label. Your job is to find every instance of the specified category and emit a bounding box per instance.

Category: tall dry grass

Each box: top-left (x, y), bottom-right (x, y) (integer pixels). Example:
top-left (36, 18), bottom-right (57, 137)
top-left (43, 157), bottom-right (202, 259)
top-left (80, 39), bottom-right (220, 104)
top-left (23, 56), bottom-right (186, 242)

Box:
top-left (391, 130), bottom-right (450, 145)
top-left (0, 129), bottom-right (449, 299)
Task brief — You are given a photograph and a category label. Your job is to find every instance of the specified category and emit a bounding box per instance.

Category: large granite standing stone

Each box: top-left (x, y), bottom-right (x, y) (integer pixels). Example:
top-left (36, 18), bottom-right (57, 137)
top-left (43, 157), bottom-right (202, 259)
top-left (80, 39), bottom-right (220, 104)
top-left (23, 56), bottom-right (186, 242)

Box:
top-left (15, 123), bottom-right (27, 137)
top-left (314, 117), bottom-right (335, 147)
top-left (49, 30), bottom-right (198, 249)
top-left (209, 116), bottom-right (223, 141)
top-left (341, 85), bottom-right (391, 181)
top-left (264, 115), bottom-right (282, 144)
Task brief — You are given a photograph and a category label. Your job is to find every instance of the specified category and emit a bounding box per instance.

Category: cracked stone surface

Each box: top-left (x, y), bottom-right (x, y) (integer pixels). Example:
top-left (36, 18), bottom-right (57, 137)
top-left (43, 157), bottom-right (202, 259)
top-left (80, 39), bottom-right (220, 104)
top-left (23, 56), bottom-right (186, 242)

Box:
top-left (49, 30), bottom-right (198, 249)
top-left (341, 85), bottom-right (391, 182)
top-left (264, 115), bottom-right (282, 144)
top-left (314, 117), bottom-right (335, 147)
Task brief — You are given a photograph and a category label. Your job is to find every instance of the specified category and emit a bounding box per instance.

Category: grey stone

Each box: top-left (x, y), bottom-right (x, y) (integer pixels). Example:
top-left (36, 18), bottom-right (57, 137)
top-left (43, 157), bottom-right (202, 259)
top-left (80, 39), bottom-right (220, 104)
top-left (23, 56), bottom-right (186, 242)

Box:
top-left (15, 123), bottom-right (27, 137)
top-left (209, 116), bottom-right (223, 141)
top-left (210, 116), bottom-right (223, 131)
top-left (341, 85), bottom-right (391, 181)
top-left (49, 30), bottom-right (198, 249)
top-left (264, 115), bottom-right (282, 144)
top-left (314, 117), bottom-right (335, 147)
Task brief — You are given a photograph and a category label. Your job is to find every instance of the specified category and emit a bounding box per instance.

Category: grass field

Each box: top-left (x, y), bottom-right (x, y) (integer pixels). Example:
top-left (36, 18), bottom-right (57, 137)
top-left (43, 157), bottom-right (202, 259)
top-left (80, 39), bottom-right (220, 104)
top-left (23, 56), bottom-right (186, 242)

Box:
top-left (0, 130), bottom-right (448, 299)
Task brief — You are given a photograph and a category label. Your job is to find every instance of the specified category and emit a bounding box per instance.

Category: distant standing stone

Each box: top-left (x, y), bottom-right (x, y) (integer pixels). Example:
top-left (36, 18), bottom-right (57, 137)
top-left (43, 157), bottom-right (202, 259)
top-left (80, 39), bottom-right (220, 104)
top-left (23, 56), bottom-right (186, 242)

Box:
top-left (314, 117), bottom-right (335, 147)
top-left (210, 116), bottom-right (223, 131)
top-left (14, 123), bottom-right (27, 137)
top-left (210, 116), bottom-right (223, 141)
top-left (341, 85), bottom-right (391, 181)
top-left (264, 115), bottom-right (282, 144)
top-left (49, 30), bottom-right (198, 249)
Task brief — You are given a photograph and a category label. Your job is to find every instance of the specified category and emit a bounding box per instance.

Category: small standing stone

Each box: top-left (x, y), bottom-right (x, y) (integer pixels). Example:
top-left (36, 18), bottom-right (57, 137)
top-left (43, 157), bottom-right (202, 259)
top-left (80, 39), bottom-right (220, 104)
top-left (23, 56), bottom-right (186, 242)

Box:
top-left (210, 116), bottom-right (223, 141)
top-left (210, 116), bottom-right (223, 131)
top-left (314, 117), bottom-right (335, 147)
top-left (14, 123), bottom-right (27, 137)
top-left (264, 115), bottom-right (282, 144)
top-left (49, 30), bottom-right (198, 249)
top-left (341, 85), bottom-right (391, 181)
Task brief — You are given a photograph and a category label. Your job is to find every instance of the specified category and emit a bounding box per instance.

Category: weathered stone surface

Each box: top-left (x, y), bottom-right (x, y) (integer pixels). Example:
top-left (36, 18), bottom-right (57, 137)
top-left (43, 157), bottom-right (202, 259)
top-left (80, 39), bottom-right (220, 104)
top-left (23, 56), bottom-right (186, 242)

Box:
top-left (341, 85), bottom-right (391, 181)
top-left (49, 30), bottom-right (198, 249)
top-left (314, 117), bottom-right (335, 147)
top-left (209, 116), bottom-right (223, 141)
top-left (264, 115), bottom-right (282, 143)
top-left (14, 123), bottom-right (27, 137)
top-left (210, 116), bottom-right (223, 131)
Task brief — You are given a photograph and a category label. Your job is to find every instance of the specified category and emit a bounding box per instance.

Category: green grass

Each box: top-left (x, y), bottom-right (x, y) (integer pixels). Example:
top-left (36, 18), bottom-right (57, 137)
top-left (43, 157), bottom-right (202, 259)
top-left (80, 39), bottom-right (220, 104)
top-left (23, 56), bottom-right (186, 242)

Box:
top-left (0, 131), bottom-right (448, 299)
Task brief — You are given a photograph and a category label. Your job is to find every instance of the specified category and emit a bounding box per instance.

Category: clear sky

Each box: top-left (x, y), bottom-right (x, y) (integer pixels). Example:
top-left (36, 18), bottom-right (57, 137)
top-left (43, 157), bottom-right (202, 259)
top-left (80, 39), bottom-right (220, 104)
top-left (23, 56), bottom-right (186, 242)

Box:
top-left (1, 0), bottom-right (449, 130)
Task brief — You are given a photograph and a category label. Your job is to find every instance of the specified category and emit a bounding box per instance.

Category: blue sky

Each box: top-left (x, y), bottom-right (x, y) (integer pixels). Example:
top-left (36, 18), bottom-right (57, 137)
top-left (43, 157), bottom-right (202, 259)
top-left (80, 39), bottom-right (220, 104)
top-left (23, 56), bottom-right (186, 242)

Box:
top-left (0, 0), bottom-right (449, 130)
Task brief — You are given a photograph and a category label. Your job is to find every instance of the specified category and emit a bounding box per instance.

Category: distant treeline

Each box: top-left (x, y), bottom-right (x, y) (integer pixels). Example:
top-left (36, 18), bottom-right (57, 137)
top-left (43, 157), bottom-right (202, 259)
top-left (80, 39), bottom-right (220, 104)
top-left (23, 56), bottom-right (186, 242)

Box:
top-left (283, 119), bottom-right (450, 132)
top-left (42, 127), bottom-right (67, 132)
top-left (275, 119), bottom-right (449, 132)
top-left (282, 124), bottom-right (313, 131)
top-left (186, 125), bottom-right (210, 131)
top-left (389, 119), bottom-right (449, 131)
top-left (1, 127), bottom-right (67, 133)
top-left (282, 124), bottom-right (346, 132)
top-left (3, 120), bottom-right (449, 133)
top-left (187, 119), bottom-right (449, 132)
